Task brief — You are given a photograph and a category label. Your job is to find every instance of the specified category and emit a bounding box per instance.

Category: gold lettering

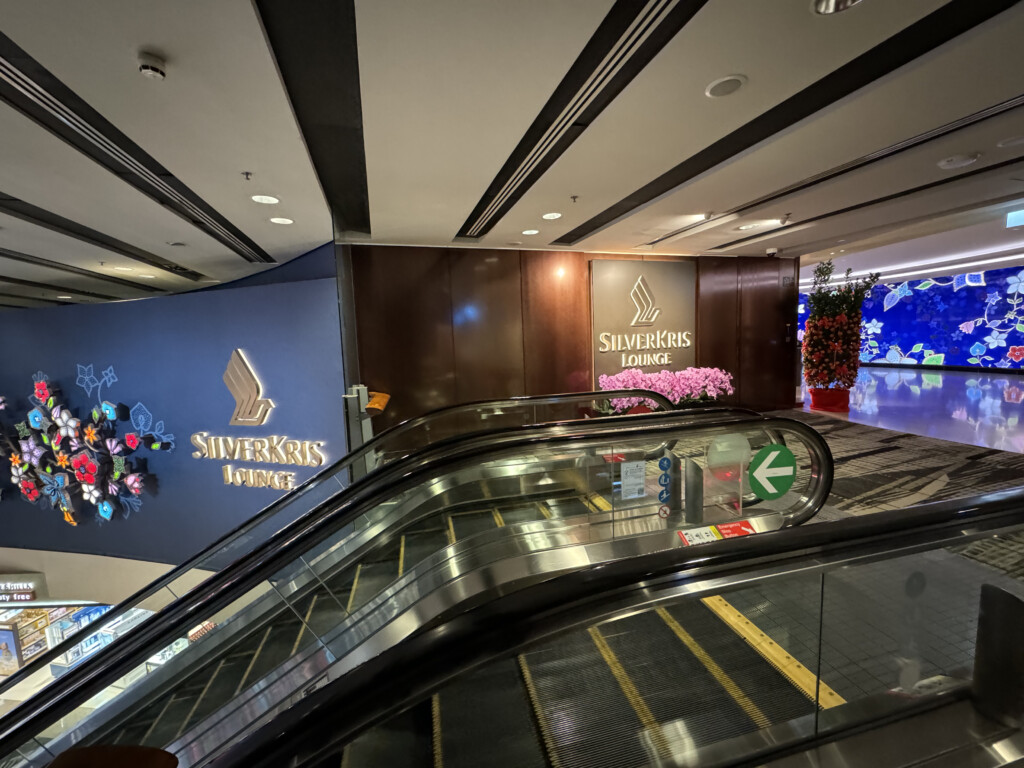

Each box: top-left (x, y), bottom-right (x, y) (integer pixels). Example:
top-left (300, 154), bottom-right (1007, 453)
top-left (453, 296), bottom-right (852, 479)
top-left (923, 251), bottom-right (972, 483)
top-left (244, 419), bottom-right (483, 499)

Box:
top-left (222, 464), bottom-right (232, 484)
top-left (252, 439), bottom-right (269, 463)
top-left (682, 331), bottom-right (693, 347)
top-left (191, 432), bottom-right (209, 459)
top-left (284, 440), bottom-right (303, 465)
top-left (268, 435), bottom-right (288, 463)
top-left (599, 333), bottom-right (611, 353)
top-left (307, 442), bottom-right (327, 468)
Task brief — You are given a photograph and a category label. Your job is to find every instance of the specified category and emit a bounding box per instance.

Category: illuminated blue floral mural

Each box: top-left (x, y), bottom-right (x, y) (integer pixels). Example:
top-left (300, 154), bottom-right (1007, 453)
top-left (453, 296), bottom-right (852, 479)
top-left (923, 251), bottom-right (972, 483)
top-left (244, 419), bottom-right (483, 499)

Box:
top-left (799, 261), bottom-right (1024, 370)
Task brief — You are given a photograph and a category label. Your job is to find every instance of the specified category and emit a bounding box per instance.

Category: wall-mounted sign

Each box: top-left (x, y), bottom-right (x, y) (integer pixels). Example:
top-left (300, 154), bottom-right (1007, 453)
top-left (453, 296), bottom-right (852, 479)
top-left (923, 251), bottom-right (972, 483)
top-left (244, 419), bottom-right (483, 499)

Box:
top-left (191, 349), bottom-right (329, 490)
top-left (591, 260), bottom-right (696, 380)
top-left (0, 573), bottom-right (47, 603)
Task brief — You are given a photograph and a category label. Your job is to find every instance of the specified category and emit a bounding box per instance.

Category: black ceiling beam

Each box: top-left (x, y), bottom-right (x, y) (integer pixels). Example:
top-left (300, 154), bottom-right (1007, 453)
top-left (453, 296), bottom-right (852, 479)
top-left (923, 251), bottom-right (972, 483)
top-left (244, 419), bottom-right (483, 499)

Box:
top-left (0, 191), bottom-right (202, 281)
top-left (0, 290), bottom-right (61, 305)
top-left (0, 245), bottom-right (162, 293)
top-left (0, 273), bottom-right (118, 301)
top-left (0, 31), bottom-right (275, 264)
top-left (554, 0), bottom-right (1023, 246)
top-left (255, 0), bottom-right (370, 236)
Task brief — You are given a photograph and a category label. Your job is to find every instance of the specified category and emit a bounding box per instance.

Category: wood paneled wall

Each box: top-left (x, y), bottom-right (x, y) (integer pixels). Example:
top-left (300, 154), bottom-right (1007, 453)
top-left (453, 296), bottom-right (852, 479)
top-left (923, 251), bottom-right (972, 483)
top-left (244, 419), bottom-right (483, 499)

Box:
top-left (352, 246), bottom-right (799, 427)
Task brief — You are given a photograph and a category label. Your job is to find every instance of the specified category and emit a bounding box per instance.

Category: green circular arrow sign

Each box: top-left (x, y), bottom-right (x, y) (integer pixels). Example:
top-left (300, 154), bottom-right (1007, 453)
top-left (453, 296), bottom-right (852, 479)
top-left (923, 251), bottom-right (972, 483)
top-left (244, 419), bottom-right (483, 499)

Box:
top-left (748, 444), bottom-right (797, 500)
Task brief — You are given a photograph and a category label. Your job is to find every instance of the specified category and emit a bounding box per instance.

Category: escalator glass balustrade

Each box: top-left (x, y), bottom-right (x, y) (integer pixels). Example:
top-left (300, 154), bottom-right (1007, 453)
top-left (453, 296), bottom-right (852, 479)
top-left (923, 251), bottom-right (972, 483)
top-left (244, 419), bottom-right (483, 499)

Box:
top-left (0, 414), bottom-right (832, 767)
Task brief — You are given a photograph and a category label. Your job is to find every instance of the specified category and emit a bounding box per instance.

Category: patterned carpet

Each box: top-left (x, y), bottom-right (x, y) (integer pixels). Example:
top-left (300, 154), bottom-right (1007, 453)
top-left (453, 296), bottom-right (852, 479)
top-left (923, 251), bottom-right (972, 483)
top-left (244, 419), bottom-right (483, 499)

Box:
top-left (772, 409), bottom-right (1024, 520)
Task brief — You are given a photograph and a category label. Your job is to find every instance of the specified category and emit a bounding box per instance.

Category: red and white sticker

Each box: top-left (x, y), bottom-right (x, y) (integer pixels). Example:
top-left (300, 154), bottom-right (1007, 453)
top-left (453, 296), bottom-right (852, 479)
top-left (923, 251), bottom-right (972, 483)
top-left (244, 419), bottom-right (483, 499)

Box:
top-left (602, 453), bottom-right (626, 463)
top-left (677, 527), bottom-right (722, 546)
top-left (716, 520), bottom-right (756, 539)
top-left (658, 505), bottom-right (670, 519)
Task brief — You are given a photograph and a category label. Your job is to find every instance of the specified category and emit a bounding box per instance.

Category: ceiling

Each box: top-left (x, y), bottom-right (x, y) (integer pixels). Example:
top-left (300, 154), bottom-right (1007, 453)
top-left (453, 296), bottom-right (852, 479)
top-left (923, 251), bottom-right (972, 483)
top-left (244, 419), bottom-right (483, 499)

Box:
top-left (0, 0), bottom-right (1022, 309)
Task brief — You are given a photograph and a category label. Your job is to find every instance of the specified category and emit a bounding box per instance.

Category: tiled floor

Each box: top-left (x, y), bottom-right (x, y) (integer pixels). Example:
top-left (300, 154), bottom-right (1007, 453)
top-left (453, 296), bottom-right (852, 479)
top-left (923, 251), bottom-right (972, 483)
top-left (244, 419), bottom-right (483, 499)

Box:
top-left (801, 367), bottom-right (1024, 453)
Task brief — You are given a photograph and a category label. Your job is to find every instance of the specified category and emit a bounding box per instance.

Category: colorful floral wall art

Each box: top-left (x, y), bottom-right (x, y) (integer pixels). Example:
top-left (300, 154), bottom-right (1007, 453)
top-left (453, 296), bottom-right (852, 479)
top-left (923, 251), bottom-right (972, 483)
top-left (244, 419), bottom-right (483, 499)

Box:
top-left (0, 364), bottom-right (173, 526)
top-left (798, 262), bottom-right (1024, 371)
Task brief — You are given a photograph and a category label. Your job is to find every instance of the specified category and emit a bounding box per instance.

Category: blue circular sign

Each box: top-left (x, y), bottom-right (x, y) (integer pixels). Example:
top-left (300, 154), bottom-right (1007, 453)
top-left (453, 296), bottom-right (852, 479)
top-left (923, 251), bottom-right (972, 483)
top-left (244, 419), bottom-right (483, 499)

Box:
top-left (658, 473), bottom-right (671, 487)
top-left (658, 488), bottom-right (671, 503)
top-left (658, 457), bottom-right (672, 471)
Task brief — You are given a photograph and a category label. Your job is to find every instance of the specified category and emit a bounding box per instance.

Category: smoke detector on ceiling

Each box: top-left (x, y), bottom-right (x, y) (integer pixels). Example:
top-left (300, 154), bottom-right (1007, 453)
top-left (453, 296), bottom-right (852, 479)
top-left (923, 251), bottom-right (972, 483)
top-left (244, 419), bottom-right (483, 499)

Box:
top-left (936, 153), bottom-right (980, 170)
top-left (138, 51), bottom-right (166, 81)
top-left (705, 75), bottom-right (747, 99)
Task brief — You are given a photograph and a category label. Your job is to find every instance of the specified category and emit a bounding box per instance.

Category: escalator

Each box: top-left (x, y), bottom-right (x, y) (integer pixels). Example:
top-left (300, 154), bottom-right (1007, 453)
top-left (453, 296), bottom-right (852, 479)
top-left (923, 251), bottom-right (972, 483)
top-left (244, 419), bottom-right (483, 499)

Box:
top-left (0, 389), bottom-right (674, 717)
top-left (0, 411), bottom-right (833, 767)
top-left (202, 487), bottom-right (1024, 768)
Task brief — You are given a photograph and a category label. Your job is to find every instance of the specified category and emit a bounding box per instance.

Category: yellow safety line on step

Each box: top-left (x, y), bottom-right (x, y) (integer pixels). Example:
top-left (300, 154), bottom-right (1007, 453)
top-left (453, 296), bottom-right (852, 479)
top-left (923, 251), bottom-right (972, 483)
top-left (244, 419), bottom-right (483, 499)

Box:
top-left (492, 509), bottom-right (505, 527)
top-left (446, 514), bottom-right (457, 545)
top-left (699, 595), bottom-right (846, 709)
top-left (234, 625), bottom-right (273, 696)
top-left (518, 655), bottom-right (562, 768)
top-left (588, 626), bottom-right (670, 760)
top-left (588, 493), bottom-right (612, 512)
top-left (346, 564), bottom-right (363, 614)
top-left (176, 658), bottom-right (225, 738)
top-left (656, 607), bottom-right (770, 730)
top-left (536, 501), bottom-right (552, 519)
top-left (398, 534), bottom-right (407, 577)
top-left (432, 693), bottom-right (443, 768)
top-left (290, 594), bottom-right (319, 657)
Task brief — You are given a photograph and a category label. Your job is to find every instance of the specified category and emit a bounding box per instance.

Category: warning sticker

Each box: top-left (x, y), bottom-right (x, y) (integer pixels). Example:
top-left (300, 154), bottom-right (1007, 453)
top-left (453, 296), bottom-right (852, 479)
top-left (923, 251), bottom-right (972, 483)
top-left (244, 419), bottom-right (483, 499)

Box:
top-left (620, 461), bottom-right (647, 500)
top-left (677, 527), bottom-right (722, 546)
top-left (715, 521), bottom-right (756, 539)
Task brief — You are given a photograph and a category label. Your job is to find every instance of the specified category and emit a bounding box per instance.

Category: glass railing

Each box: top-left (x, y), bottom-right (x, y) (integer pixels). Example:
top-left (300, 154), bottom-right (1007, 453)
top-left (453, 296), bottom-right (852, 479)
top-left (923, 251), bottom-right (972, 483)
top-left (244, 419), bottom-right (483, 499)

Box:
top-left (217, 488), bottom-right (1024, 768)
top-left (0, 390), bottom-right (672, 718)
top-left (0, 412), bottom-right (832, 767)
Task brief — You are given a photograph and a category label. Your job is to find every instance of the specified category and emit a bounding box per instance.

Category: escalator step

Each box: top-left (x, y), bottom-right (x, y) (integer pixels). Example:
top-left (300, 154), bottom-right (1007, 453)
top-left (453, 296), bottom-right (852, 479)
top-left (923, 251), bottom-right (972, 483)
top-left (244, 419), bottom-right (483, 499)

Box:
top-left (449, 511), bottom-right (500, 541)
top-left (401, 529), bottom-right (452, 575)
top-left (543, 497), bottom-right (591, 518)
top-left (521, 627), bottom-right (648, 768)
top-left (348, 561), bottom-right (400, 613)
top-left (498, 505), bottom-right (550, 525)
top-left (343, 700), bottom-right (432, 767)
top-left (437, 657), bottom-right (546, 768)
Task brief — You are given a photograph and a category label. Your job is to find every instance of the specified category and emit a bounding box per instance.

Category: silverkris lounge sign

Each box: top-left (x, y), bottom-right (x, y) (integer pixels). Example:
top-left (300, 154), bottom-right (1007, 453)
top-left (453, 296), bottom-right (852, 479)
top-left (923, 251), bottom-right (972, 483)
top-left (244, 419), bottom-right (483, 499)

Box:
top-left (190, 349), bottom-right (328, 490)
top-left (591, 260), bottom-right (696, 379)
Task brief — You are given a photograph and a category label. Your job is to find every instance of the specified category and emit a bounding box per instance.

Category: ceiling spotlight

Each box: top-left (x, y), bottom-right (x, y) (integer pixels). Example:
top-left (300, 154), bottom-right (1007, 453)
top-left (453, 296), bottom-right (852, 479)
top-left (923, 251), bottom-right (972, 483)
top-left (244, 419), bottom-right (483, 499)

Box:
top-left (114, 266), bottom-right (134, 272)
top-left (138, 274), bottom-right (157, 279)
top-left (705, 74), bottom-right (747, 98)
top-left (775, 213), bottom-right (791, 226)
top-left (137, 51), bottom-right (166, 80)
top-left (251, 195), bottom-right (280, 205)
top-left (270, 217), bottom-right (294, 225)
top-left (542, 212), bottom-right (562, 220)
top-left (997, 136), bottom-right (1024, 149)
top-left (813, 0), bottom-right (865, 13)
top-left (522, 229), bottom-right (539, 235)
top-left (736, 223), bottom-right (760, 231)
top-left (165, 241), bottom-right (187, 247)
top-left (937, 153), bottom-right (981, 170)
top-left (57, 295), bottom-right (72, 300)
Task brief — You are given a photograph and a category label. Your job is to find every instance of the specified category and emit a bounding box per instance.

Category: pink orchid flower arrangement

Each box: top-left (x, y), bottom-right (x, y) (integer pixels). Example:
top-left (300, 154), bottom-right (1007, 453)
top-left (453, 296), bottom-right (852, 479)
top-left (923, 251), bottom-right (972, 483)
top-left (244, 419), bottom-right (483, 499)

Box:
top-left (599, 367), bottom-right (734, 412)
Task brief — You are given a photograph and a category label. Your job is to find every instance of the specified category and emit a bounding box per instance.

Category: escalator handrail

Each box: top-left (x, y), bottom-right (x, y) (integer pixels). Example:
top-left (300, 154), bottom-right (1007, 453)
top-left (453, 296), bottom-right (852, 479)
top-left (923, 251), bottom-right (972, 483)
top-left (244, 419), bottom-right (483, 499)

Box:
top-left (0, 409), bottom-right (807, 757)
top-left (0, 388), bottom-right (671, 697)
top-left (205, 483), bottom-right (1024, 768)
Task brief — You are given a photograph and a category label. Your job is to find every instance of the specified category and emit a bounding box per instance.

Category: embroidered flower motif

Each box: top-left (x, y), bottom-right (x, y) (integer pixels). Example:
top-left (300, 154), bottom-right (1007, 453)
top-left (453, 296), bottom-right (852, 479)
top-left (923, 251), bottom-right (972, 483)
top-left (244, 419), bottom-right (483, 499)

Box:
top-left (97, 500), bottom-right (114, 520)
top-left (8, 453), bottom-right (20, 467)
top-left (20, 480), bottom-right (39, 502)
top-left (33, 381), bottom-right (50, 402)
top-left (105, 438), bottom-right (122, 455)
top-left (80, 483), bottom-right (101, 505)
top-left (1006, 386), bottom-right (1024, 405)
top-left (1006, 271), bottom-right (1024, 295)
top-left (124, 474), bottom-right (144, 495)
top-left (51, 408), bottom-right (80, 446)
top-left (19, 437), bottom-right (44, 467)
top-left (862, 319), bottom-right (883, 335)
top-left (1009, 347), bottom-right (1024, 363)
top-left (124, 433), bottom-right (140, 451)
top-left (970, 342), bottom-right (988, 357)
top-left (27, 408), bottom-right (47, 430)
top-left (100, 401), bottom-right (117, 421)
top-left (55, 451), bottom-right (70, 469)
top-left (959, 321), bottom-right (976, 334)
top-left (11, 464), bottom-right (26, 486)
top-left (984, 330), bottom-right (1008, 349)
top-left (84, 424), bottom-right (98, 444)
top-left (71, 452), bottom-right (98, 484)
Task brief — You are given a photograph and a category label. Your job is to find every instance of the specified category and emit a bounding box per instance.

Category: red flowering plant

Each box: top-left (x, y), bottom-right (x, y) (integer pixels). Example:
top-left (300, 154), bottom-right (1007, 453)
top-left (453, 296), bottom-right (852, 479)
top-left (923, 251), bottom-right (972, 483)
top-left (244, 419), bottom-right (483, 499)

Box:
top-left (802, 260), bottom-right (879, 390)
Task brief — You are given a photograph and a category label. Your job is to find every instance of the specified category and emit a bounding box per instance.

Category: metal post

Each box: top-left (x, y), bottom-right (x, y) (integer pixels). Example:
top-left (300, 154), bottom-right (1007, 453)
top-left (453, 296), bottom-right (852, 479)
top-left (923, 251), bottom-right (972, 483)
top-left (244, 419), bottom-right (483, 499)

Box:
top-left (343, 385), bottom-right (374, 480)
top-left (973, 583), bottom-right (1024, 727)
top-left (683, 458), bottom-right (703, 525)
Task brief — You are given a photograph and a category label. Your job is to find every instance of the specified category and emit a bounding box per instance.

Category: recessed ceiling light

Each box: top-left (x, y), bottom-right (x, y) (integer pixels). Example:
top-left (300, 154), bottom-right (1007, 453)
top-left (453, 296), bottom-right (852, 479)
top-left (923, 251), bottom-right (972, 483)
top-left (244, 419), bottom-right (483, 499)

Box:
top-left (736, 223), bottom-right (760, 231)
top-left (57, 295), bottom-right (72, 300)
top-left (705, 74), bottom-right (747, 98)
top-left (114, 266), bottom-right (134, 272)
top-left (541, 212), bottom-right (562, 220)
top-left (200, 279), bottom-right (220, 283)
top-left (270, 217), bottom-right (294, 225)
top-left (165, 241), bottom-right (187, 247)
top-left (997, 136), bottom-right (1024, 149)
top-left (508, 241), bottom-right (523, 246)
top-left (138, 274), bottom-right (157, 279)
top-left (937, 153), bottom-right (981, 170)
top-left (251, 195), bottom-right (280, 205)
top-left (522, 229), bottom-right (539, 235)
top-left (813, 0), bottom-right (864, 13)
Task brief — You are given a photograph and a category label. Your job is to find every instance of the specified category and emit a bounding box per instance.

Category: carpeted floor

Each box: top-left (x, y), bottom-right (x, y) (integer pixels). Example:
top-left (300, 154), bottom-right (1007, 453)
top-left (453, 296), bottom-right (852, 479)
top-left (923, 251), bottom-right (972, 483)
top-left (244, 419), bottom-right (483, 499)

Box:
top-left (772, 409), bottom-right (1024, 520)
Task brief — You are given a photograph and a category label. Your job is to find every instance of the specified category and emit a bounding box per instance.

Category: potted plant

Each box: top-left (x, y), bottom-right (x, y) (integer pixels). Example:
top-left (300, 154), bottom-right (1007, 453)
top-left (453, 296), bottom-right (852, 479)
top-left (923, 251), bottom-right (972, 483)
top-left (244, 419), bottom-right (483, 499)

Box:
top-left (598, 367), bottom-right (735, 413)
top-left (802, 260), bottom-right (879, 412)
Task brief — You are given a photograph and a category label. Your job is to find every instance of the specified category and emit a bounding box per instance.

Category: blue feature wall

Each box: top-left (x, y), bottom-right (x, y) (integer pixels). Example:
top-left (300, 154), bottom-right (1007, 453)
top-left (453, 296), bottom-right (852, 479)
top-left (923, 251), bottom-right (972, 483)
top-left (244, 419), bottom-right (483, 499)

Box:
top-left (799, 261), bottom-right (1024, 371)
top-left (0, 274), bottom-right (346, 564)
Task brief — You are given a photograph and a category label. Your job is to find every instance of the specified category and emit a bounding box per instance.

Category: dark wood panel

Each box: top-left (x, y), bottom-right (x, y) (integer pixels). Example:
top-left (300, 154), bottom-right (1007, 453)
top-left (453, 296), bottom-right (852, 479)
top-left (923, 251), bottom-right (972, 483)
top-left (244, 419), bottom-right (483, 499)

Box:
top-left (449, 249), bottom-right (525, 402)
top-left (351, 245), bottom-right (455, 429)
top-left (696, 257), bottom-right (739, 406)
top-left (737, 257), bottom-right (798, 411)
top-left (522, 250), bottom-right (591, 395)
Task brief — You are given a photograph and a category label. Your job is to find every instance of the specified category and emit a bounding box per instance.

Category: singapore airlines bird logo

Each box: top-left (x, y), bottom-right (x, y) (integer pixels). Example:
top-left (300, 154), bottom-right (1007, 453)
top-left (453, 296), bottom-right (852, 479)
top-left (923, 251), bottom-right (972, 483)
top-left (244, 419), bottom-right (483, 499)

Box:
top-left (223, 349), bottom-right (275, 426)
top-left (630, 275), bottom-right (660, 327)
